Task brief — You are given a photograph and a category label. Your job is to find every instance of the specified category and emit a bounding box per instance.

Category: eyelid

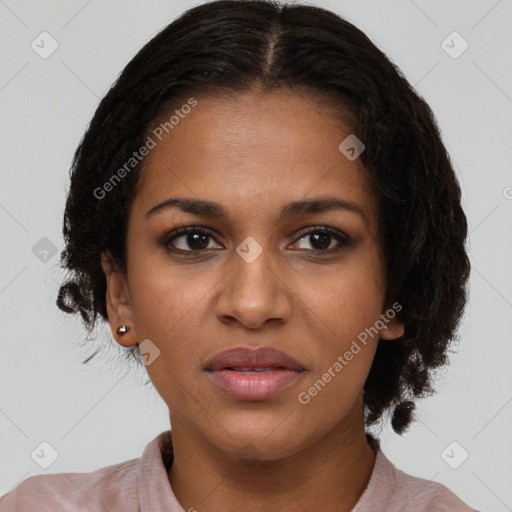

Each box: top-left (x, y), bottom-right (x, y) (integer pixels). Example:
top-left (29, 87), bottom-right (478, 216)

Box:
top-left (160, 226), bottom-right (220, 250)
top-left (294, 225), bottom-right (351, 243)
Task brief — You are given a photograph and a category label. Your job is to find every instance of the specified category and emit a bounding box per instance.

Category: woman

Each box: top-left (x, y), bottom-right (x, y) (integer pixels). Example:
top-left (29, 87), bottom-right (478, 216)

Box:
top-left (0, 0), bottom-right (478, 510)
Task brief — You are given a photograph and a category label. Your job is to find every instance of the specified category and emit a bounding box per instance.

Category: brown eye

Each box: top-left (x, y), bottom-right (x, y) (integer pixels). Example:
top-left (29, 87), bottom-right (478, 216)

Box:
top-left (160, 225), bottom-right (352, 256)
top-left (162, 227), bottom-right (221, 252)
top-left (293, 227), bottom-right (351, 253)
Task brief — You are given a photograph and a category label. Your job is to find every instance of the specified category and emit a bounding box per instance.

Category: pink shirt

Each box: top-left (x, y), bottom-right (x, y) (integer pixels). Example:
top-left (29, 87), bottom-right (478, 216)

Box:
top-left (0, 430), bottom-right (479, 511)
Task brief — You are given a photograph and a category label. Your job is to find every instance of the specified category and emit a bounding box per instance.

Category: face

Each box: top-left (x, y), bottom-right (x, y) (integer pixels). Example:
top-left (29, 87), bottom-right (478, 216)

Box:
top-left (101, 89), bottom-right (403, 460)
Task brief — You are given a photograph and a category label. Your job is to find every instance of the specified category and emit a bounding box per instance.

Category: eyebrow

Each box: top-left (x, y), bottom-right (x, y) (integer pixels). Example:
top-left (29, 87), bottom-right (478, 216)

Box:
top-left (145, 196), bottom-right (369, 226)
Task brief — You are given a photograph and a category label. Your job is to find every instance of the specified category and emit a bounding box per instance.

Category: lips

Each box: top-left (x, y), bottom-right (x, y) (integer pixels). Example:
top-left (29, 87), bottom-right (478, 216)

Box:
top-left (204, 346), bottom-right (304, 372)
top-left (205, 346), bottom-right (305, 401)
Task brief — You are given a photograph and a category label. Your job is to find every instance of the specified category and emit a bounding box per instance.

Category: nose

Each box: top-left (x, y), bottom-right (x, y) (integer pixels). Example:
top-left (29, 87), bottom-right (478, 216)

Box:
top-left (214, 241), bottom-right (292, 330)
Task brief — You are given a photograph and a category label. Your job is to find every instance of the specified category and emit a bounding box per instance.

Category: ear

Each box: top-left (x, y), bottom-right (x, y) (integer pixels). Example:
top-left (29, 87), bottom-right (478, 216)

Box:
top-left (379, 303), bottom-right (405, 341)
top-left (101, 252), bottom-right (137, 347)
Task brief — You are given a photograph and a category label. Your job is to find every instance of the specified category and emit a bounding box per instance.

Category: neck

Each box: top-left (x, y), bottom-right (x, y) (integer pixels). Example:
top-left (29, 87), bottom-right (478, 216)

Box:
top-left (167, 401), bottom-right (376, 512)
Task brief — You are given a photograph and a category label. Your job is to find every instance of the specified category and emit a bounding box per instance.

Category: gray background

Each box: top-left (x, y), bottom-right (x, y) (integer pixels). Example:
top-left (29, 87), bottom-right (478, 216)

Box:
top-left (1, 0), bottom-right (511, 510)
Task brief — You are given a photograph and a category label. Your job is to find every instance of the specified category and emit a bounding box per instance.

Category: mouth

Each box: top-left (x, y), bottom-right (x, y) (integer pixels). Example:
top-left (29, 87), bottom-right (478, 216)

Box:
top-left (205, 346), bottom-right (305, 401)
top-left (205, 346), bottom-right (304, 372)
top-left (220, 367), bottom-right (289, 373)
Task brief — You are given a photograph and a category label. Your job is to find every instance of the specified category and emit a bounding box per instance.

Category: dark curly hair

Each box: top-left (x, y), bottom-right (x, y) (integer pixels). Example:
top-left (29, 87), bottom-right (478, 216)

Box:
top-left (56, 0), bottom-right (470, 436)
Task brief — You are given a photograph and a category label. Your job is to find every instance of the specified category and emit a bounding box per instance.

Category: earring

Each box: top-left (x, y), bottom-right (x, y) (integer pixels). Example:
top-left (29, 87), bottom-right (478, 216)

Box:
top-left (117, 325), bottom-right (130, 335)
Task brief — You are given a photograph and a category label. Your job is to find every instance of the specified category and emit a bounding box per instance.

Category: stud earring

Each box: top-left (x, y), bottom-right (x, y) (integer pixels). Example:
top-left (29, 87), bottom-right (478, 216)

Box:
top-left (117, 325), bottom-right (130, 335)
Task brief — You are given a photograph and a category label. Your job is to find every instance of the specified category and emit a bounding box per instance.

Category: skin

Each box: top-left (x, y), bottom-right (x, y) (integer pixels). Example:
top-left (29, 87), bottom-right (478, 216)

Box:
top-left (101, 88), bottom-right (404, 512)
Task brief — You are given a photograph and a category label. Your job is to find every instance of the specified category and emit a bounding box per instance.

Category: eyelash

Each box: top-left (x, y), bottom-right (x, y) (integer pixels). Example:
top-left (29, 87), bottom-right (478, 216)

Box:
top-left (160, 225), bottom-right (352, 255)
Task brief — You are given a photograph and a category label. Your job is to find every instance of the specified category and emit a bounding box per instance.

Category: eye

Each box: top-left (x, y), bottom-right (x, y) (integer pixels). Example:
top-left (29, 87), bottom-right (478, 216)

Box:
top-left (160, 225), bottom-right (352, 254)
top-left (161, 226), bottom-right (221, 252)
top-left (292, 226), bottom-right (352, 253)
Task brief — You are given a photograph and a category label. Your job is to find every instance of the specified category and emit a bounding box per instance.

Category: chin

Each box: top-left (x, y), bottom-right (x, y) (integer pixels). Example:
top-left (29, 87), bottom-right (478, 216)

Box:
top-left (210, 421), bottom-right (312, 462)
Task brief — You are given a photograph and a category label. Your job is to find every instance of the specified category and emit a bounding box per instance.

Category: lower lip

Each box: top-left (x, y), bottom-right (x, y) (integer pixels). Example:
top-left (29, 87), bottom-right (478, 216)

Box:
top-left (206, 368), bottom-right (303, 401)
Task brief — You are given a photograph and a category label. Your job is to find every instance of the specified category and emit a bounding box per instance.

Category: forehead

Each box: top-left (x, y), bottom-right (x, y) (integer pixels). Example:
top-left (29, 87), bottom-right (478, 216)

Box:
top-left (133, 89), bottom-right (378, 229)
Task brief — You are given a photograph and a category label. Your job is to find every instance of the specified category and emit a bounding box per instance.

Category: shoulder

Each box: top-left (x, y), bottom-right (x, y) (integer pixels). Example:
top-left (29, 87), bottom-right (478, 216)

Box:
top-left (0, 458), bottom-right (139, 512)
top-left (380, 451), bottom-right (479, 511)
top-left (391, 470), bottom-right (478, 511)
top-left (354, 441), bottom-right (479, 512)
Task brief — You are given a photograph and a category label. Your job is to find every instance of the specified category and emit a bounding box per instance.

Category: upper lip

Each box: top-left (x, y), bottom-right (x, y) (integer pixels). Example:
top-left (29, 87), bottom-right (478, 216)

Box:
top-left (205, 346), bottom-right (305, 371)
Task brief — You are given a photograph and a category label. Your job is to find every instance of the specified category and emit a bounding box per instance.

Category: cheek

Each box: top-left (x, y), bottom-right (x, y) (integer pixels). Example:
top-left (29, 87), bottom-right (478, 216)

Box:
top-left (127, 261), bottom-right (206, 379)
top-left (128, 254), bottom-right (202, 336)
top-left (297, 294), bottom-right (379, 420)
top-left (299, 256), bottom-right (384, 394)
top-left (308, 262), bottom-right (384, 346)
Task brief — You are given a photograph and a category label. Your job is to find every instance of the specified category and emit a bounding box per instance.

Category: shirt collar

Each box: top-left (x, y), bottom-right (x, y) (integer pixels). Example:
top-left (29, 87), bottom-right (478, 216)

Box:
top-left (136, 429), bottom-right (388, 511)
top-left (137, 430), bottom-right (184, 512)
